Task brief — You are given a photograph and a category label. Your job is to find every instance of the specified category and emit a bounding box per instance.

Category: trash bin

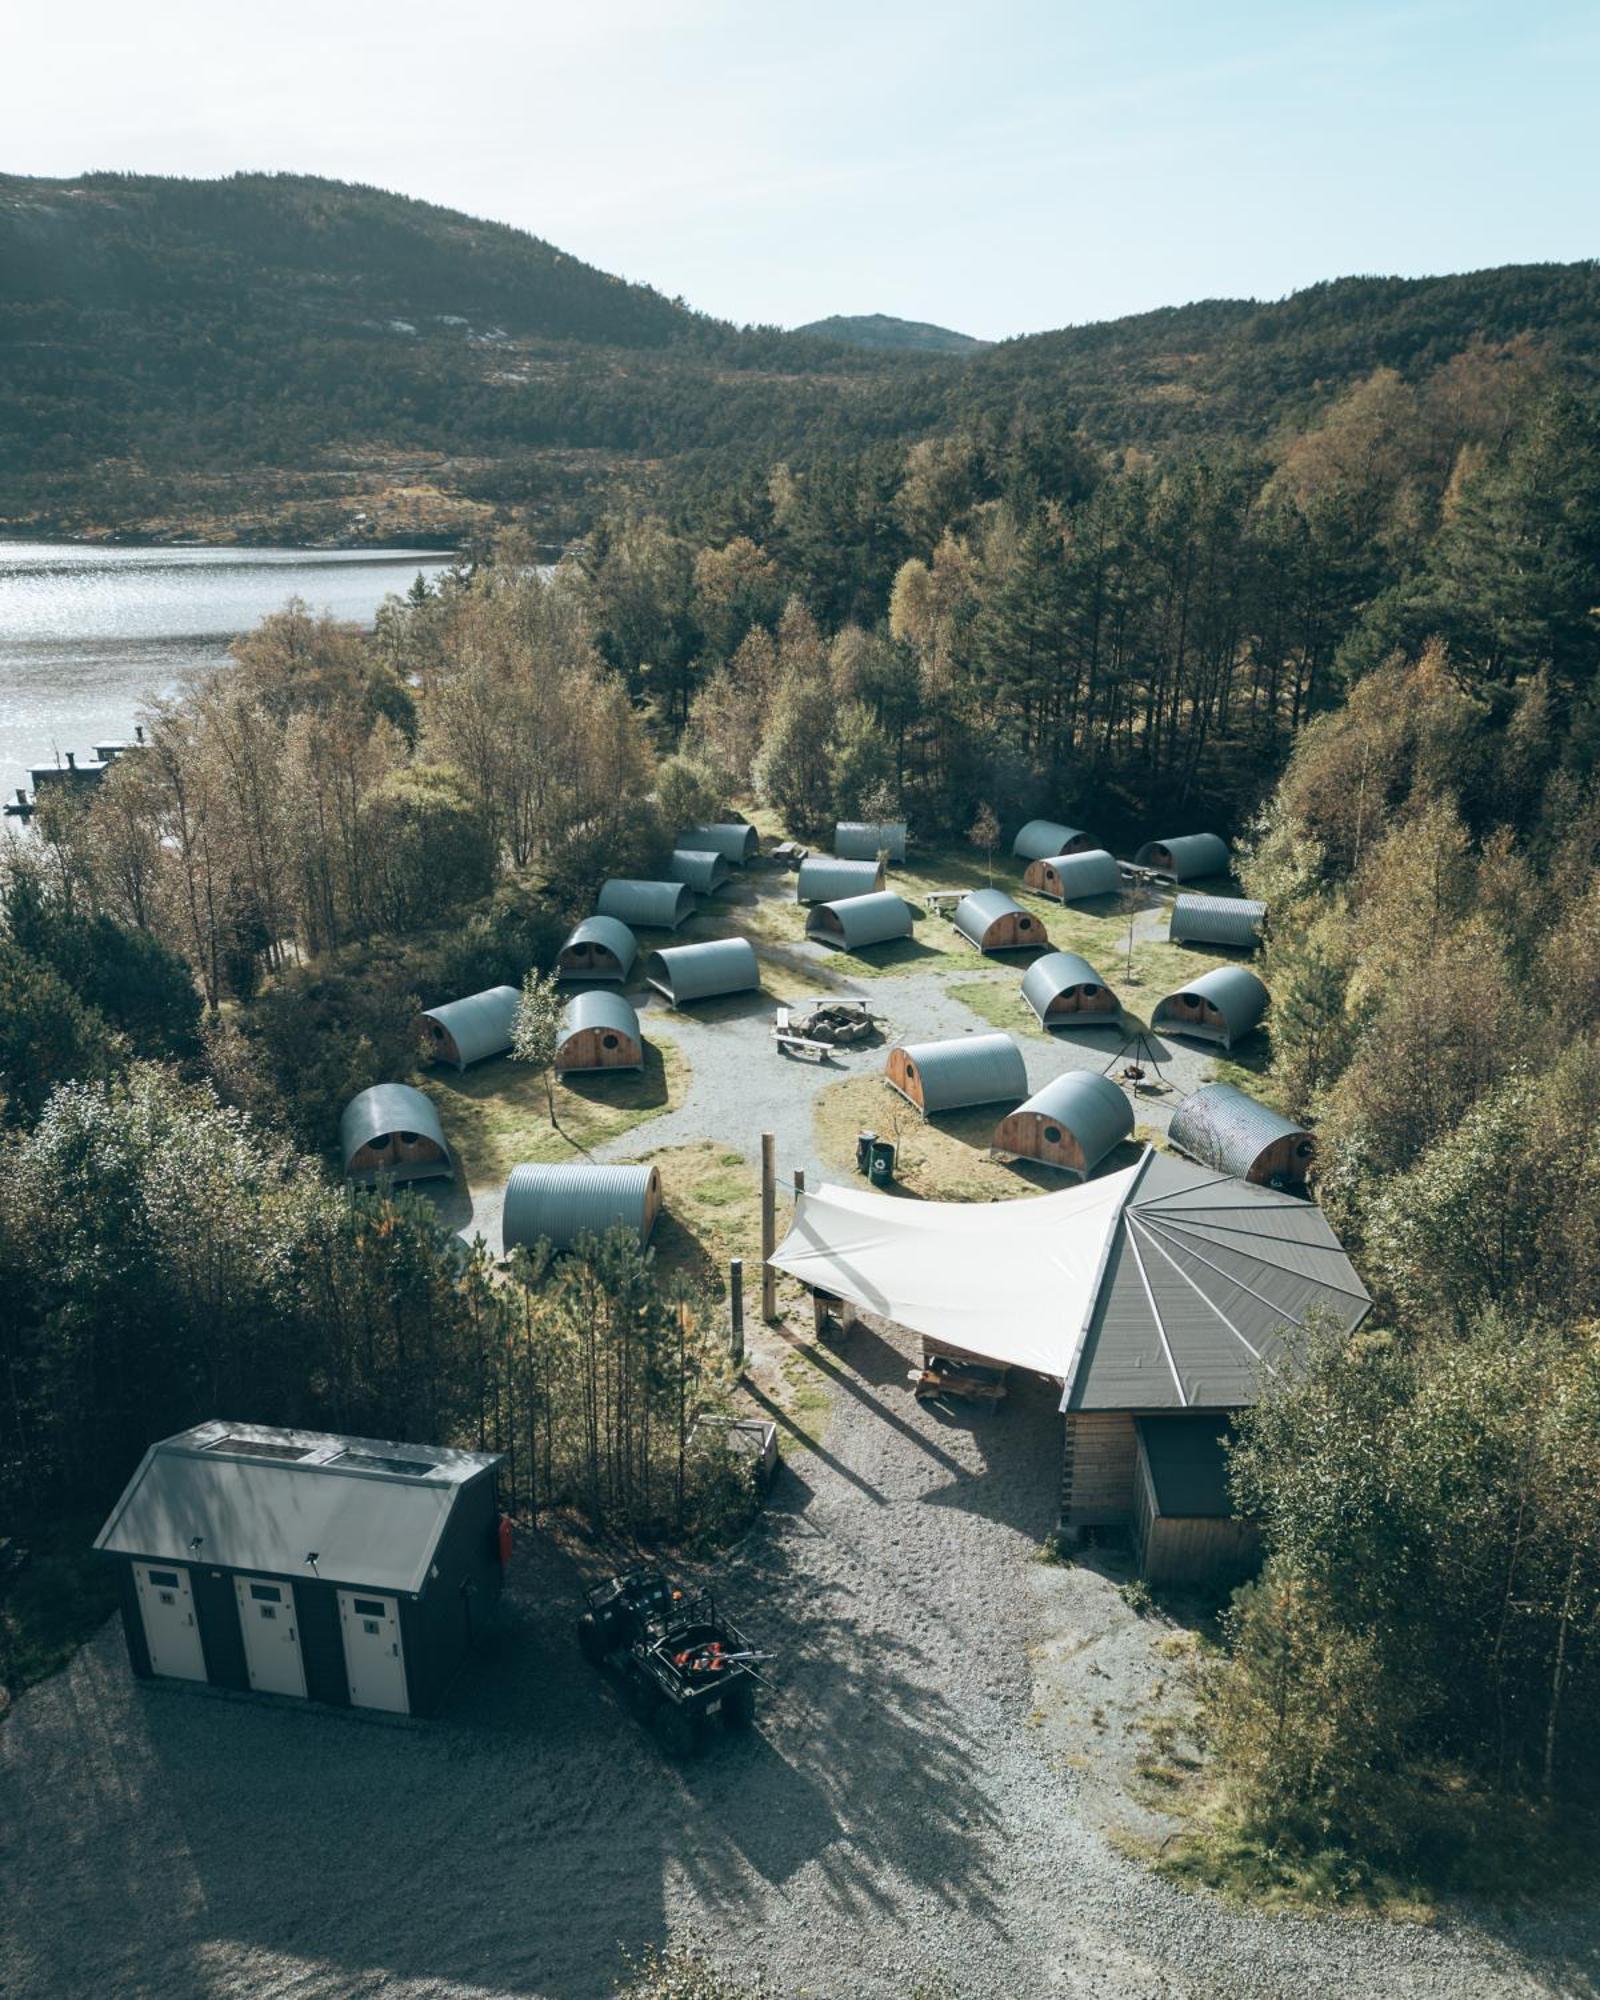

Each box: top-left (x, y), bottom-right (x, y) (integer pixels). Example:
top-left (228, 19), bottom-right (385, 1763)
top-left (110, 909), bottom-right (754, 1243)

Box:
top-left (869, 1138), bottom-right (896, 1185)
top-left (855, 1130), bottom-right (877, 1176)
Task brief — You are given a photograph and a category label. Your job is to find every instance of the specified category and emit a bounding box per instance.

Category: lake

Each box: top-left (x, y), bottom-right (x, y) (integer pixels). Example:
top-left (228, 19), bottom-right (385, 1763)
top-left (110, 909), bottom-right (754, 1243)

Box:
top-left (0, 541), bottom-right (456, 806)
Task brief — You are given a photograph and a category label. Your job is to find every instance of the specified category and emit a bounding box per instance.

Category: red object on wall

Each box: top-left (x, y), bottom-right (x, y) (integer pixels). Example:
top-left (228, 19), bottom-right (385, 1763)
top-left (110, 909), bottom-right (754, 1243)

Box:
top-left (497, 1514), bottom-right (514, 1568)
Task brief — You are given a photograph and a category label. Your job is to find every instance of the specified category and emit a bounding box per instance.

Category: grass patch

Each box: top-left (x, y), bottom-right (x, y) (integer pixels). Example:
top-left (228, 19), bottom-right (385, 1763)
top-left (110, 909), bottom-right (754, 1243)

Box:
top-left (812, 1071), bottom-right (1037, 1201)
top-left (421, 1036), bottom-right (687, 1190)
top-left (2, 1510), bottom-right (123, 1710)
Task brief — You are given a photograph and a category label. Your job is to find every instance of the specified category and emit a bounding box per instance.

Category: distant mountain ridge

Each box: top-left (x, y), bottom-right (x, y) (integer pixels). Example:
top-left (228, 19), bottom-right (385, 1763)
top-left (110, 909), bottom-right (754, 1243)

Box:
top-left (795, 313), bottom-right (988, 355)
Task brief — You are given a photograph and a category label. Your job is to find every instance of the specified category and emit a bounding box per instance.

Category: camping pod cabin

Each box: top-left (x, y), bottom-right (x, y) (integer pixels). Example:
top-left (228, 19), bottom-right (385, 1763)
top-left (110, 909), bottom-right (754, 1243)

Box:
top-left (1011, 820), bottom-right (1094, 864)
top-left (805, 891), bottom-right (914, 951)
top-left (796, 856), bottom-right (885, 904)
top-left (679, 822), bottom-right (759, 865)
top-left (418, 986), bottom-right (520, 1071)
top-left (94, 1422), bottom-right (504, 1717)
top-left (886, 1031), bottom-right (1028, 1117)
top-left (1151, 964), bottom-right (1268, 1051)
top-left (556, 914), bottom-right (638, 984)
top-left (645, 937), bottom-right (760, 1006)
top-left (502, 1162), bottom-right (662, 1253)
top-left (834, 820), bottom-right (908, 863)
top-left (554, 990), bottom-right (645, 1075)
top-left (1132, 1417), bottom-right (1262, 1589)
top-left (1132, 833), bottom-right (1230, 882)
top-left (1023, 848), bottom-right (1122, 901)
top-left (667, 847), bottom-right (732, 896)
top-left (1021, 951), bottom-right (1121, 1028)
top-left (1168, 894), bottom-right (1267, 950)
top-left (991, 1069), bottom-right (1134, 1179)
top-left (341, 1083), bottom-right (453, 1185)
top-left (1168, 1083), bottom-right (1315, 1191)
top-left (953, 888), bottom-right (1049, 955)
top-left (596, 879), bottom-right (694, 932)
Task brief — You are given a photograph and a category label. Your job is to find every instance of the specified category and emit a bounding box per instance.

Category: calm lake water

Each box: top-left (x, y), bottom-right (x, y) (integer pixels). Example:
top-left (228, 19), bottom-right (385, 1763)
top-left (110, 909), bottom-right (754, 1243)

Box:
top-left (0, 542), bottom-right (456, 806)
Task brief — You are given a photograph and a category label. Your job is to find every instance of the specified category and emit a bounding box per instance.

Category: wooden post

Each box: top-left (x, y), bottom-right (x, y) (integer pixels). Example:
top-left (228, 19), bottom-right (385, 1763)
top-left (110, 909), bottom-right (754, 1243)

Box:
top-left (794, 1168), bottom-right (806, 1195)
top-left (728, 1258), bottom-right (745, 1370)
top-left (760, 1132), bottom-right (777, 1321)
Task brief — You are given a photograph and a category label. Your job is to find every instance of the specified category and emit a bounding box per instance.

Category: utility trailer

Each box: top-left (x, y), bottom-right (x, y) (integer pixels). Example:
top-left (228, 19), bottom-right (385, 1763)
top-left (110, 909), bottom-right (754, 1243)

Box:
top-left (576, 1568), bottom-right (767, 1756)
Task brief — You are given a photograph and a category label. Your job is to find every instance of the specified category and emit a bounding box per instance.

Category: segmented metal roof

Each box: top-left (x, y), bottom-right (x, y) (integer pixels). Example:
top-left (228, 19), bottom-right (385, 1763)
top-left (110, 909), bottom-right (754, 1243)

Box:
top-left (1022, 950), bottom-right (1119, 1024)
top-left (1169, 893), bottom-right (1267, 948)
top-left (668, 847), bottom-right (732, 895)
top-left (1012, 1069), bottom-right (1134, 1173)
top-left (1067, 1151), bottom-right (1371, 1412)
top-left (892, 1031), bottom-right (1028, 1113)
top-left (559, 989), bottom-right (642, 1045)
top-left (1012, 819), bottom-right (1090, 862)
top-left (1169, 1084), bottom-right (1309, 1181)
top-left (558, 913), bottom-right (638, 978)
top-left (834, 820), bottom-right (908, 862)
top-left (1133, 833), bottom-right (1230, 880)
top-left (503, 1163), bottom-right (659, 1253)
top-left (796, 856), bottom-right (883, 903)
top-left (806, 890), bottom-right (914, 949)
top-left (645, 936), bottom-right (760, 1004)
top-left (679, 822), bottom-right (759, 863)
top-left (1152, 964), bottom-right (1269, 1048)
top-left (339, 1083), bottom-right (448, 1170)
top-left (420, 985), bottom-right (521, 1068)
top-left (597, 878), bottom-right (694, 931)
top-left (1036, 848), bottom-right (1122, 899)
top-left (954, 887), bottom-right (1038, 948)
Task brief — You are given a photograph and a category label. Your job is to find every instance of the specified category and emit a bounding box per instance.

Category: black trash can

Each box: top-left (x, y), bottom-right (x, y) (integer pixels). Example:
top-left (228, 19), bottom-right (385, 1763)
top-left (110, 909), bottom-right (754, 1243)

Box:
top-left (856, 1130), bottom-right (877, 1176)
top-left (869, 1138), bottom-right (896, 1185)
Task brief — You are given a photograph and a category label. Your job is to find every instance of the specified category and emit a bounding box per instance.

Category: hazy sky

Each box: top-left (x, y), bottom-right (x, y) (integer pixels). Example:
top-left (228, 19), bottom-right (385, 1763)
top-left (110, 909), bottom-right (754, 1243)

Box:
top-left (5, 1), bottom-right (1595, 339)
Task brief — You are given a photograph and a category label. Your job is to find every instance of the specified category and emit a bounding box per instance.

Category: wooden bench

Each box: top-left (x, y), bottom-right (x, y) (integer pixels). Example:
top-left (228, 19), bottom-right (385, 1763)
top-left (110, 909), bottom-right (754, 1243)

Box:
top-left (909, 1337), bottom-right (1010, 1404)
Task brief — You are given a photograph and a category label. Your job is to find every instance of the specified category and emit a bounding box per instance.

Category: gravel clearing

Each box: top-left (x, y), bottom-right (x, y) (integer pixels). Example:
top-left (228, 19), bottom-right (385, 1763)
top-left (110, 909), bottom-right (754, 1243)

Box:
top-left (5, 1322), bottom-right (1595, 2000)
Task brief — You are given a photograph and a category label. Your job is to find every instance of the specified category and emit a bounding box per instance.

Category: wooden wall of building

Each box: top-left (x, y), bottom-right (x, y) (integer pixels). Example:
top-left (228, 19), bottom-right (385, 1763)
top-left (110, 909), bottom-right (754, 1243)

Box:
top-left (1060, 1411), bottom-right (1138, 1526)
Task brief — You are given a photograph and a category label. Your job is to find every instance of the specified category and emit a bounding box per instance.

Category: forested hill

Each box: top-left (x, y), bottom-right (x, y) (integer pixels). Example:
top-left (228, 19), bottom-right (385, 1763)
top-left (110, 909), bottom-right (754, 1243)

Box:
top-left (1, 169), bottom-right (1597, 543)
top-left (795, 313), bottom-right (988, 355)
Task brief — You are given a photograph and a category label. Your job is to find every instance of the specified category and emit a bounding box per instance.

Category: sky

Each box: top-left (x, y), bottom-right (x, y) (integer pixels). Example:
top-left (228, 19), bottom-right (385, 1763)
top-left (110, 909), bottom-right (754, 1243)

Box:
top-left (4, 0), bottom-right (1596, 340)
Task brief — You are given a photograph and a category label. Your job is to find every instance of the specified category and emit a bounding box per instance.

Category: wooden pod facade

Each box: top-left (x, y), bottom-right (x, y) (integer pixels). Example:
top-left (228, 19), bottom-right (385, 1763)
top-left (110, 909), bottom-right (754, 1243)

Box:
top-left (554, 991), bottom-right (645, 1075)
top-left (556, 914), bottom-right (638, 984)
top-left (1022, 848), bottom-right (1122, 902)
top-left (990, 1070), bottom-right (1134, 1180)
top-left (340, 1084), bottom-right (453, 1185)
top-left (1168, 1083), bottom-right (1315, 1190)
top-left (1151, 965), bottom-right (1268, 1051)
top-left (1021, 951), bottom-right (1120, 1028)
top-left (885, 1032), bottom-right (1028, 1117)
top-left (953, 888), bottom-right (1049, 955)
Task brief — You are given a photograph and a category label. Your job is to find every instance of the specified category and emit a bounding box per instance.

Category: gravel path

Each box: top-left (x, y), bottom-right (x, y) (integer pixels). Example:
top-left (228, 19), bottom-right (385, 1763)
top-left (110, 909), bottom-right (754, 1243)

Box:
top-left (5, 1325), bottom-right (1594, 1999)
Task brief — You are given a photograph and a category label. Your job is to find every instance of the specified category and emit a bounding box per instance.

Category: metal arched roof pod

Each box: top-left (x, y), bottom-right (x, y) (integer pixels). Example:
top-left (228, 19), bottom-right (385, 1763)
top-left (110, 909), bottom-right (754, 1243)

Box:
top-left (597, 878), bottom-right (694, 931)
top-left (1035, 849), bottom-right (1122, 900)
top-left (806, 891), bottom-right (914, 949)
top-left (1012, 1070), bottom-right (1134, 1174)
top-left (1022, 951), bottom-right (1120, 1025)
top-left (646, 936), bottom-right (760, 1005)
top-left (1169, 1084), bottom-right (1310, 1182)
top-left (558, 913), bottom-right (638, 980)
top-left (953, 887), bottom-right (1036, 948)
top-left (1152, 964), bottom-right (1269, 1049)
top-left (503, 1163), bottom-right (660, 1253)
top-left (420, 985), bottom-right (521, 1069)
top-left (834, 821), bottom-right (908, 862)
top-left (668, 847), bottom-right (732, 895)
top-left (890, 1031), bottom-right (1028, 1114)
top-left (1169, 894), bottom-right (1266, 949)
top-left (796, 856), bottom-right (883, 903)
top-left (1012, 819), bottom-right (1090, 863)
top-left (340, 1084), bottom-right (449, 1174)
top-left (1133, 833), bottom-right (1230, 880)
top-left (679, 822), bottom-right (759, 864)
top-left (559, 988), bottom-right (642, 1043)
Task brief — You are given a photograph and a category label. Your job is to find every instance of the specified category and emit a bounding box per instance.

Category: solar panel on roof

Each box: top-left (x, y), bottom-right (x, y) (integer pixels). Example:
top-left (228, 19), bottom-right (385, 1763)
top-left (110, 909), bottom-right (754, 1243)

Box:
top-left (204, 1435), bottom-right (312, 1461)
top-left (330, 1449), bottom-right (439, 1478)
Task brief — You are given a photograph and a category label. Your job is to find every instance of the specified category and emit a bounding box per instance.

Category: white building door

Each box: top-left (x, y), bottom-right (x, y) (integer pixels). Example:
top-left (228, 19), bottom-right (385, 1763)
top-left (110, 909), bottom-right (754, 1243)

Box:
top-left (233, 1576), bottom-right (307, 1699)
top-left (134, 1563), bottom-right (207, 1681)
top-left (338, 1589), bottom-right (409, 1713)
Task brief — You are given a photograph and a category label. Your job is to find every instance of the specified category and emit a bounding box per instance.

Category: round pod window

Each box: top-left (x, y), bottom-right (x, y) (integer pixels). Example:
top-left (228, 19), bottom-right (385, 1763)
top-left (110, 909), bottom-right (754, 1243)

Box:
top-left (1080, 983), bottom-right (1099, 998)
top-left (1296, 1138), bottom-right (1316, 1160)
top-left (1043, 1124), bottom-right (1063, 1144)
top-left (429, 1020), bottom-right (445, 1040)
top-left (1180, 993), bottom-right (1200, 1007)
top-left (1018, 914), bottom-right (1033, 929)
top-left (399, 1130), bottom-right (419, 1144)
top-left (369, 1132), bottom-right (392, 1150)
top-left (602, 1033), bottom-right (619, 1050)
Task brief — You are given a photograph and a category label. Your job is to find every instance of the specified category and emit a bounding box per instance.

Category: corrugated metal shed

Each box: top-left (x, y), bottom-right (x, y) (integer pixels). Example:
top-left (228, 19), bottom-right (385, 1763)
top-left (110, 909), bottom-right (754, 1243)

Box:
top-left (1169, 1084), bottom-right (1311, 1183)
top-left (503, 1162), bottom-right (660, 1253)
top-left (888, 1031), bottom-right (1028, 1114)
top-left (1152, 964), bottom-right (1269, 1049)
top-left (1022, 951), bottom-right (1119, 1026)
top-left (806, 891), bottom-right (914, 949)
top-left (1012, 819), bottom-right (1091, 863)
top-left (834, 821), bottom-right (908, 862)
top-left (679, 822), bottom-right (759, 864)
top-left (668, 847), bottom-right (732, 895)
top-left (94, 1421), bottom-right (502, 1596)
top-left (1067, 1150), bottom-right (1370, 1411)
top-left (796, 856), bottom-right (883, 903)
top-left (340, 1084), bottom-right (450, 1176)
top-left (1010, 1070), bottom-right (1134, 1173)
top-left (1169, 893), bottom-right (1267, 948)
top-left (646, 937), bottom-right (760, 1005)
top-left (597, 878), bottom-right (694, 931)
top-left (557, 913), bottom-right (638, 981)
top-left (558, 989), bottom-right (643, 1060)
top-left (1133, 833), bottom-right (1230, 881)
top-left (954, 887), bottom-right (1043, 951)
top-left (420, 985), bottom-right (521, 1069)
top-left (1033, 848), bottom-right (1122, 900)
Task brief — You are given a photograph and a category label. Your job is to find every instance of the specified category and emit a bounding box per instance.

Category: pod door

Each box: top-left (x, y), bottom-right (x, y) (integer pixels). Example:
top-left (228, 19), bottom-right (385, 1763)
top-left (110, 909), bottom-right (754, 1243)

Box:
top-left (134, 1562), bottom-right (207, 1681)
top-left (234, 1576), bottom-right (307, 1698)
top-left (338, 1589), bottom-right (410, 1713)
